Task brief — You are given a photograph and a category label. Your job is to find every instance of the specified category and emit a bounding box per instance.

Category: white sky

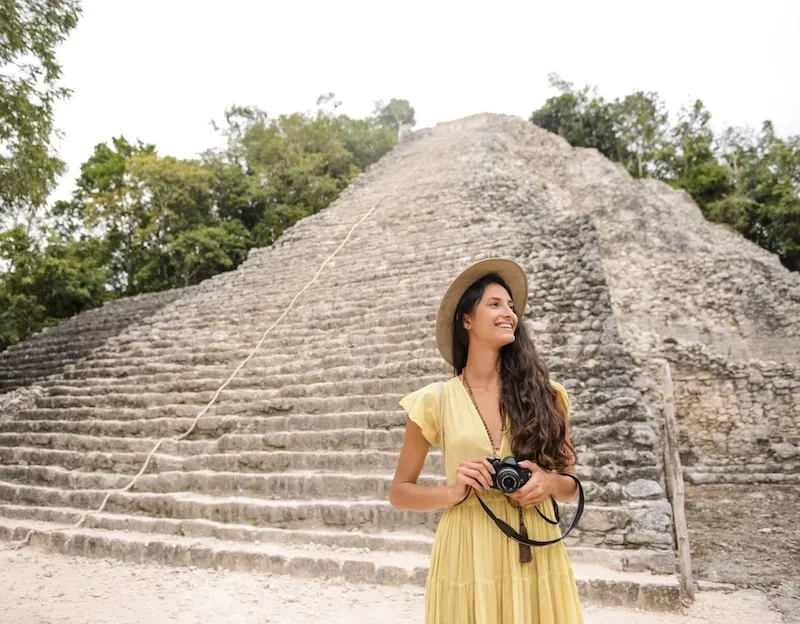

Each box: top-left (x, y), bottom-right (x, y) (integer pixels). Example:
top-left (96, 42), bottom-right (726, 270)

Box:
top-left (49, 0), bottom-right (800, 203)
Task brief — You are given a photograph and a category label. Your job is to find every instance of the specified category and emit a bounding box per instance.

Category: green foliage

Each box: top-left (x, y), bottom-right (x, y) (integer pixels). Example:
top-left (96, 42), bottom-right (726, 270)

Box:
top-left (530, 74), bottom-right (626, 162)
top-left (0, 225), bottom-right (110, 350)
top-left (530, 75), bottom-right (799, 272)
top-left (205, 99), bottom-right (396, 247)
top-left (167, 221), bottom-right (251, 287)
top-left (373, 98), bottom-right (416, 137)
top-left (708, 122), bottom-right (800, 269)
top-left (0, 0), bottom-right (81, 218)
top-left (1, 92), bottom-right (406, 349)
top-left (615, 91), bottom-right (669, 178)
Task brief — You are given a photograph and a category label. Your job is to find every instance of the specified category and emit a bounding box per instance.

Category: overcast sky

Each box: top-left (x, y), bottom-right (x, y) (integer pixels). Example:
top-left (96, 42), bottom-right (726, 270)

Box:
top-left (49, 0), bottom-right (800, 202)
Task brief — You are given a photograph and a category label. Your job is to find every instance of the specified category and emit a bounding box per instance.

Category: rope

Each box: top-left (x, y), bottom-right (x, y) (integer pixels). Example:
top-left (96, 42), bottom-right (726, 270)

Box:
top-left (5, 140), bottom-right (433, 550)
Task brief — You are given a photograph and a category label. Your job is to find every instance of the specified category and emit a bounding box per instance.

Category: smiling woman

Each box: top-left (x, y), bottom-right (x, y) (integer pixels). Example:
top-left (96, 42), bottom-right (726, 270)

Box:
top-left (389, 257), bottom-right (583, 624)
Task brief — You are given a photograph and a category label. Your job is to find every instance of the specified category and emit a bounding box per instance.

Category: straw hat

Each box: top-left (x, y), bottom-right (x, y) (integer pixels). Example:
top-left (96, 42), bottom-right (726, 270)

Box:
top-left (435, 257), bottom-right (529, 367)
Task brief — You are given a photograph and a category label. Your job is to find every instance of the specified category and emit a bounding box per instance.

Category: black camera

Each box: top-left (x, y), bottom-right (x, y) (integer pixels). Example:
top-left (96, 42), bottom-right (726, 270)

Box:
top-left (487, 456), bottom-right (531, 493)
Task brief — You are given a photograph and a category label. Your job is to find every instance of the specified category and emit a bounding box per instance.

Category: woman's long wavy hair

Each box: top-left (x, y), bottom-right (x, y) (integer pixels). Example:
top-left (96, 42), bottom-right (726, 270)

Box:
top-left (451, 273), bottom-right (575, 472)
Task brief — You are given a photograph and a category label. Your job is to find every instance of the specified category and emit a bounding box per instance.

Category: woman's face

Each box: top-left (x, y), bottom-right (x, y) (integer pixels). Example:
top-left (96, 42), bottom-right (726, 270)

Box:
top-left (462, 282), bottom-right (518, 350)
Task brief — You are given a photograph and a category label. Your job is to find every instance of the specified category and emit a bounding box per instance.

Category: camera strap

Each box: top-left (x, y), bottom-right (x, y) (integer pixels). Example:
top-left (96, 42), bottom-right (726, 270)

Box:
top-left (472, 474), bottom-right (585, 547)
top-left (439, 380), bottom-right (586, 549)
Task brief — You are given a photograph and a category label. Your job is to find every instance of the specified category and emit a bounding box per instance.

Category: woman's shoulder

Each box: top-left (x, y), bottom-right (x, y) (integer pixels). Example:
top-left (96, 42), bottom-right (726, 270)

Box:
top-left (399, 379), bottom-right (446, 408)
top-left (548, 378), bottom-right (571, 412)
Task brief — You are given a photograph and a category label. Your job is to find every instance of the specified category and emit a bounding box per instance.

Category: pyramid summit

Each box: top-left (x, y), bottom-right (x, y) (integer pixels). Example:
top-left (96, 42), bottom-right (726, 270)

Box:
top-left (0, 113), bottom-right (797, 609)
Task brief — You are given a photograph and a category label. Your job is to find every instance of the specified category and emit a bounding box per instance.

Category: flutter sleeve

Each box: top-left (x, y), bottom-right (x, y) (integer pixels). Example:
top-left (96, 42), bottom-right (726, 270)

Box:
top-left (550, 380), bottom-right (571, 416)
top-left (399, 382), bottom-right (440, 446)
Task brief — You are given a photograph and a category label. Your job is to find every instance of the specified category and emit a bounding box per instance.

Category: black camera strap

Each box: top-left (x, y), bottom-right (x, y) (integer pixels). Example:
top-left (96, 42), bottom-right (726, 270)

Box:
top-left (472, 473), bottom-right (585, 547)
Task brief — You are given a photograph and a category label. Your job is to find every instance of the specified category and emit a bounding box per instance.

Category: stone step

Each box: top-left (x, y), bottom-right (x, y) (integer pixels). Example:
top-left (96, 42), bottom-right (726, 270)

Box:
top-left (12, 403), bottom-right (410, 422)
top-left (0, 465), bottom-right (445, 500)
top-left (0, 446), bottom-right (443, 475)
top-left (685, 469), bottom-right (800, 485)
top-left (0, 423), bottom-right (641, 465)
top-left (55, 358), bottom-right (447, 386)
top-left (41, 375), bottom-right (442, 400)
top-left (6, 338), bottom-right (602, 387)
top-left (3, 318), bottom-right (435, 363)
top-left (0, 478), bottom-right (664, 549)
top-left (0, 502), bottom-right (676, 574)
top-left (0, 481), bottom-right (441, 532)
top-left (0, 411), bottom-right (408, 436)
top-left (0, 428), bottom-right (407, 453)
top-left (8, 341), bottom-right (439, 378)
top-left (109, 299), bottom-right (439, 331)
top-left (0, 503), bottom-right (435, 554)
top-left (0, 516), bottom-right (430, 584)
top-left (68, 296), bottom-right (440, 331)
top-left (54, 353), bottom-right (449, 385)
top-left (4, 334), bottom-right (595, 384)
top-left (0, 366), bottom-right (67, 390)
top-left (0, 517), bottom-right (682, 609)
top-left (0, 334), bottom-right (436, 376)
top-left (0, 439), bottom-right (658, 487)
top-left (0, 463), bottom-right (602, 508)
top-left (31, 391), bottom-right (415, 412)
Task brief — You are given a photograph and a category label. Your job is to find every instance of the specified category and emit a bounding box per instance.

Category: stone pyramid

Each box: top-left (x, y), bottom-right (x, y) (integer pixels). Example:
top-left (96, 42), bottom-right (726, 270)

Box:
top-left (2, 113), bottom-right (797, 610)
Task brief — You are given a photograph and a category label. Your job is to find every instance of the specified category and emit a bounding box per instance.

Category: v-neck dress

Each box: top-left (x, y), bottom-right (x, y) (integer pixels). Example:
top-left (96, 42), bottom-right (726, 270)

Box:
top-left (399, 376), bottom-right (584, 624)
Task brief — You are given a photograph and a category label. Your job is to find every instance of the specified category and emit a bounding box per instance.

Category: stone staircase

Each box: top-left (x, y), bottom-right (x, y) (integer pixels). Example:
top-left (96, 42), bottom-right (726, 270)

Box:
top-left (0, 288), bottom-right (193, 393)
top-left (0, 115), bottom-right (682, 610)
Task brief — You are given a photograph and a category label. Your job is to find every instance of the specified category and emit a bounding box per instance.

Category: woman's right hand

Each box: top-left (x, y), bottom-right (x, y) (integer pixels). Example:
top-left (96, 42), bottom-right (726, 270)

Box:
top-left (447, 458), bottom-right (496, 505)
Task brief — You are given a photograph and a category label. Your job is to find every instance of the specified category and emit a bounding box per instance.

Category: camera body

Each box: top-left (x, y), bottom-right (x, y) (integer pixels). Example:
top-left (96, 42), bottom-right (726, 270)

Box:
top-left (487, 456), bottom-right (531, 493)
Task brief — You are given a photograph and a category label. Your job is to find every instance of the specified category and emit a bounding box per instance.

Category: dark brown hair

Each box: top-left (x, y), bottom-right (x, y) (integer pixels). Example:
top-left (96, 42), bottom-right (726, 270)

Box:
top-left (451, 273), bottom-right (575, 471)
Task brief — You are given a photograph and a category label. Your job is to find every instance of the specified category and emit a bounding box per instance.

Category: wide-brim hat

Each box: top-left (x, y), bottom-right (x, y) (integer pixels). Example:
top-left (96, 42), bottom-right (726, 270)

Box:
top-left (435, 257), bottom-right (528, 367)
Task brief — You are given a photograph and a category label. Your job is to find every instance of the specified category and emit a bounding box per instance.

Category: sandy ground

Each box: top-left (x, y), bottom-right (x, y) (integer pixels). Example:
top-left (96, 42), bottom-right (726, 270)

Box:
top-left (684, 484), bottom-right (800, 622)
top-left (0, 547), bottom-right (788, 624)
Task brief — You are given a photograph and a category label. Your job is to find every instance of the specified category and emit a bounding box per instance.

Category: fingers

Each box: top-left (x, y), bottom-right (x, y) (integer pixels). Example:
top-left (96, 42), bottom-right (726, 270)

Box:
top-left (456, 473), bottom-right (483, 491)
top-left (457, 459), bottom-right (495, 491)
top-left (460, 465), bottom-right (491, 490)
top-left (512, 493), bottom-right (546, 509)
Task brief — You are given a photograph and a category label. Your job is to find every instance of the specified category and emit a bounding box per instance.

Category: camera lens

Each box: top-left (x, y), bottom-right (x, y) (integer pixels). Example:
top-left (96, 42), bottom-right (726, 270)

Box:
top-left (497, 468), bottom-right (520, 493)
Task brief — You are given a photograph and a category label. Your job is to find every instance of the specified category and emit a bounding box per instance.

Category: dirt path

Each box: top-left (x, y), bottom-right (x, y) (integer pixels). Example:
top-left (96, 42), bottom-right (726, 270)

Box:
top-left (685, 483), bottom-right (800, 622)
top-left (0, 547), bottom-right (786, 624)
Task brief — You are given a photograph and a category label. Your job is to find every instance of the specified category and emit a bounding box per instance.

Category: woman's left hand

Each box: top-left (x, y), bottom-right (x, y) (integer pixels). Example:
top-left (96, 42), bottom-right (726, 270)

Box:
top-left (507, 461), bottom-right (555, 509)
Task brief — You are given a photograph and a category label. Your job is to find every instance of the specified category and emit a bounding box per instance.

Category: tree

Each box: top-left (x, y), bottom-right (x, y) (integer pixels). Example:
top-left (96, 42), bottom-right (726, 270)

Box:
top-left (373, 98), bottom-right (416, 140)
top-left (529, 78), bottom-right (799, 272)
top-left (614, 91), bottom-right (669, 178)
top-left (0, 0), bottom-right (81, 227)
top-left (0, 224), bottom-right (109, 350)
top-left (167, 220), bottom-right (250, 287)
top-left (709, 122), bottom-right (800, 269)
top-left (530, 73), bottom-right (625, 162)
top-left (662, 99), bottom-right (731, 209)
top-left (207, 100), bottom-right (397, 246)
top-left (71, 136), bottom-right (154, 294)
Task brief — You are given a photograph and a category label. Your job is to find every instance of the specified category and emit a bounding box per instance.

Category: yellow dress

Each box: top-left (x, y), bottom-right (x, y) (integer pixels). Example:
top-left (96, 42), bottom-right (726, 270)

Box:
top-left (399, 376), bottom-right (585, 624)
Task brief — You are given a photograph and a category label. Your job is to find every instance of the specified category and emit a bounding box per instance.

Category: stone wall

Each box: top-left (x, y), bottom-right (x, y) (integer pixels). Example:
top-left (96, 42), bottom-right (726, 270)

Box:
top-left (667, 346), bottom-right (798, 484)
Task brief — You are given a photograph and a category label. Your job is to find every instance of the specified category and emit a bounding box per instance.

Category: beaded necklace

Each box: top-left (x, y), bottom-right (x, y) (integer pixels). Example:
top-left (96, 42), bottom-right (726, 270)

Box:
top-left (460, 371), bottom-right (502, 456)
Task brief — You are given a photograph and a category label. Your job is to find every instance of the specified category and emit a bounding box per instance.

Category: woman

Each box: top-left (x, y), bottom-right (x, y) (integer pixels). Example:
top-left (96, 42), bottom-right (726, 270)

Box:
top-left (389, 257), bottom-right (584, 623)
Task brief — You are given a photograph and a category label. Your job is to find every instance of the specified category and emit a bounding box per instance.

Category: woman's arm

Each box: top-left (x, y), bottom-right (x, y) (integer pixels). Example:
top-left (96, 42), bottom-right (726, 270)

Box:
top-left (388, 418), bottom-right (455, 511)
top-left (389, 418), bottom-right (495, 511)
top-left (551, 393), bottom-right (580, 503)
top-left (548, 471), bottom-right (579, 503)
